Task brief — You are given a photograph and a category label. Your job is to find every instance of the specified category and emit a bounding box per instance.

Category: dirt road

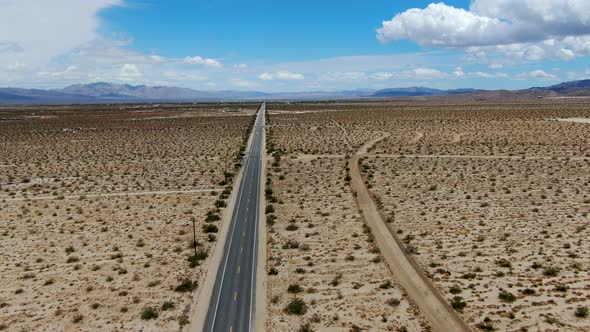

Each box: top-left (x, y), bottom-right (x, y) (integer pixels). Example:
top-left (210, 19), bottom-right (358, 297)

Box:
top-left (349, 135), bottom-right (473, 332)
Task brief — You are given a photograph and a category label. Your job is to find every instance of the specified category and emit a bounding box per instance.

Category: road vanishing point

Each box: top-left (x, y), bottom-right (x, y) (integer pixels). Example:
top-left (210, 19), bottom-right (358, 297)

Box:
top-left (203, 102), bottom-right (265, 332)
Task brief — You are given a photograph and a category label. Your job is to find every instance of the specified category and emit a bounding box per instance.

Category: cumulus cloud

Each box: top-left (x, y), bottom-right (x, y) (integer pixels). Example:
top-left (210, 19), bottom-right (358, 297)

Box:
top-left (378, 0), bottom-right (590, 61)
top-left (527, 69), bottom-right (558, 80)
top-left (184, 56), bottom-right (222, 68)
top-left (0, 0), bottom-right (122, 68)
top-left (453, 67), bottom-right (465, 77)
top-left (259, 71), bottom-right (305, 81)
top-left (119, 64), bottom-right (142, 81)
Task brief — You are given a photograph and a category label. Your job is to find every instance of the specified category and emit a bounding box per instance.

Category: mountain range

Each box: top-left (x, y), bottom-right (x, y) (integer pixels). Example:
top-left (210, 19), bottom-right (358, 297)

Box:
top-left (0, 80), bottom-right (589, 105)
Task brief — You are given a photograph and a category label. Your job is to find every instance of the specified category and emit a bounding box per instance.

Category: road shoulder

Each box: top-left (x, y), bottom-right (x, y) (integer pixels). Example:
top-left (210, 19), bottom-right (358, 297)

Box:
top-left (186, 111), bottom-right (259, 332)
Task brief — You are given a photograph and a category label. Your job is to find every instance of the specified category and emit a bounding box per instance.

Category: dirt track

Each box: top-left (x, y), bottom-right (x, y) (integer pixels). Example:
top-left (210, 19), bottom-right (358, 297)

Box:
top-left (349, 136), bottom-right (473, 332)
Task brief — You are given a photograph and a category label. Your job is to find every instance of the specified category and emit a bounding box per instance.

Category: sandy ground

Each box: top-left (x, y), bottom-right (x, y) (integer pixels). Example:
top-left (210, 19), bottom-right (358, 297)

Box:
top-left (0, 105), bottom-right (256, 331)
top-left (349, 139), bottom-right (471, 332)
top-left (265, 118), bottom-right (430, 330)
top-left (266, 100), bottom-right (590, 331)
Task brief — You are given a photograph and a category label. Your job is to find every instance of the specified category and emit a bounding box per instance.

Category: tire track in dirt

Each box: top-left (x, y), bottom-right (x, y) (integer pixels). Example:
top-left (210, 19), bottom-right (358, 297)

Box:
top-left (349, 133), bottom-right (473, 332)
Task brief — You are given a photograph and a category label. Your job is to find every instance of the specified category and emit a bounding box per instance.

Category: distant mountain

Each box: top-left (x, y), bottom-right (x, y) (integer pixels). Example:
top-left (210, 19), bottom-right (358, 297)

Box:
top-left (543, 79), bottom-right (590, 95)
top-left (0, 80), bottom-right (589, 105)
top-left (57, 82), bottom-right (209, 100)
top-left (371, 87), bottom-right (477, 97)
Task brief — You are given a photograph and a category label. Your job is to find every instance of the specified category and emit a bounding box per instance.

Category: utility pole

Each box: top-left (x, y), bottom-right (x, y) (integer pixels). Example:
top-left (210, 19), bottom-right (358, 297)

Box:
top-left (192, 217), bottom-right (197, 256)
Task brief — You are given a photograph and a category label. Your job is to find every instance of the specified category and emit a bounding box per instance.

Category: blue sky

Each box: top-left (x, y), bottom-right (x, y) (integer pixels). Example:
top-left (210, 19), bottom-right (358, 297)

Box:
top-left (1, 0), bottom-right (590, 91)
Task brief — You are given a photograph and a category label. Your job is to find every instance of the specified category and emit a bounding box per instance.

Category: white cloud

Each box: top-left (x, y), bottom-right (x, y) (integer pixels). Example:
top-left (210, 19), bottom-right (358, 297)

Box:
top-left (0, 0), bottom-right (122, 68)
top-left (320, 72), bottom-right (368, 81)
top-left (38, 65), bottom-right (80, 79)
top-left (453, 67), bottom-right (465, 77)
top-left (162, 71), bottom-right (206, 81)
top-left (149, 55), bottom-right (166, 63)
top-left (378, 1), bottom-right (590, 61)
top-left (370, 72), bottom-right (395, 80)
top-left (184, 56), bottom-right (222, 68)
top-left (258, 71), bottom-right (305, 81)
top-left (119, 64), bottom-right (142, 81)
top-left (405, 68), bottom-right (446, 79)
top-left (528, 69), bottom-right (558, 80)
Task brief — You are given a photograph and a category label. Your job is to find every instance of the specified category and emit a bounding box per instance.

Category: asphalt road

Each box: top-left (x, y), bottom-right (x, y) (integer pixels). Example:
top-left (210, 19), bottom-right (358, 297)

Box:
top-left (203, 103), bottom-right (265, 332)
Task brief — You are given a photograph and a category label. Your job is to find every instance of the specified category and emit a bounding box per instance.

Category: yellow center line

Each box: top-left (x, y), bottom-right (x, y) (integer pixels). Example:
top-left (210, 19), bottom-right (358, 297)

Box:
top-left (234, 291), bottom-right (238, 301)
top-left (230, 326), bottom-right (233, 332)
top-left (237, 265), bottom-right (240, 274)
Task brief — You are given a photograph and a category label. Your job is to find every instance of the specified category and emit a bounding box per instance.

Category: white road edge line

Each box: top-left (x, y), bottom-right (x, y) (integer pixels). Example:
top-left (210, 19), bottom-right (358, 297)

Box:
top-left (208, 106), bottom-right (260, 332)
top-left (249, 104), bottom-right (263, 331)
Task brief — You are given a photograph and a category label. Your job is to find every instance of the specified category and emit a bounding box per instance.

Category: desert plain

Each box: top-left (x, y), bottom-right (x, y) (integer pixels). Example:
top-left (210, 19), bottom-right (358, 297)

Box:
top-left (0, 99), bottom-right (589, 332)
top-left (264, 99), bottom-right (590, 332)
top-left (0, 103), bottom-right (257, 331)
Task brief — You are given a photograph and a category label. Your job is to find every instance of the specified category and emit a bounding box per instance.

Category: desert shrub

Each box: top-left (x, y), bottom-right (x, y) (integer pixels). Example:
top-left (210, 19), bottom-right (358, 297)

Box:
top-left (543, 266), bottom-right (560, 277)
top-left (286, 223), bottom-right (299, 231)
top-left (285, 298), bottom-right (307, 315)
top-left (72, 313), bottom-right (84, 323)
top-left (298, 323), bottom-right (314, 332)
top-left (174, 279), bottom-right (198, 292)
top-left (205, 212), bottom-right (221, 222)
top-left (575, 306), bottom-right (588, 318)
top-left (555, 284), bottom-right (569, 292)
top-left (475, 317), bottom-right (495, 331)
top-left (498, 290), bottom-right (517, 303)
top-left (188, 250), bottom-right (208, 268)
top-left (288, 284), bottom-right (303, 294)
top-left (379, 280), bottom-right (394, 289)
top-left (495, 259), bottom-right (512, 268)
top-left (522, 288), bottom-right (536, 295)
top-left (265, 205), bottom-right (275, 214)
top-left (66, 256), bottom-right (79, 263)
top-left (451, 297), bottom-right (467, 312)
top-left (141, 307), bottom-right (158, 320)
top-left (449, 285), bottom-right (462, 294)
top-left (161, 301), bottom-right (175, 311)
top-left (386, 298), bottom-right (401, 307)
top-left (202, 224), bottom-right (218, 233)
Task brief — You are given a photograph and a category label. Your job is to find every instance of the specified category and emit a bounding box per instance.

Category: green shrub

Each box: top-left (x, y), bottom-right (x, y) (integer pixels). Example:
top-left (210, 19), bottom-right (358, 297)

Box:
top-left (202, 224), bottom-right (218, 233)
top-left (449, 285), bottom-right (462, 294)
top-left (575, 306), bottom-right (588, 318)
top-left (288, 284), bottom-right (303, 294)
top-left (265, 205), bottom-right (275, 214)
top-left (386, 298), bottom-right (401, 307)
top-left (495, 259), bottom-right (512, 268)
top-left (379, 280), bottom-right (394, 289)
top-left (188, 250), bottom-right (209, 268)
top-left (543, 266), bottom-right (560, 277)
top-left (451, 297), bottom-right (467, 312)
top-left (161, 301), bottom-right (175, 311)
top-left (498, 290), bottom-right (517, 303)
top-left (174, 279), bottom-right (198, 293)
top-left (285, 298), bottom-right (307, 315)
top-left (141, 307), bottom-right (158, 320)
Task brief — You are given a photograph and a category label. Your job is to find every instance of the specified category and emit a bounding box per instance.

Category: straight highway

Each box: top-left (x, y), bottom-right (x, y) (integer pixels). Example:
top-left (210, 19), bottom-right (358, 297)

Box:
top-left (202, 102), bottom-right (265, 332)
